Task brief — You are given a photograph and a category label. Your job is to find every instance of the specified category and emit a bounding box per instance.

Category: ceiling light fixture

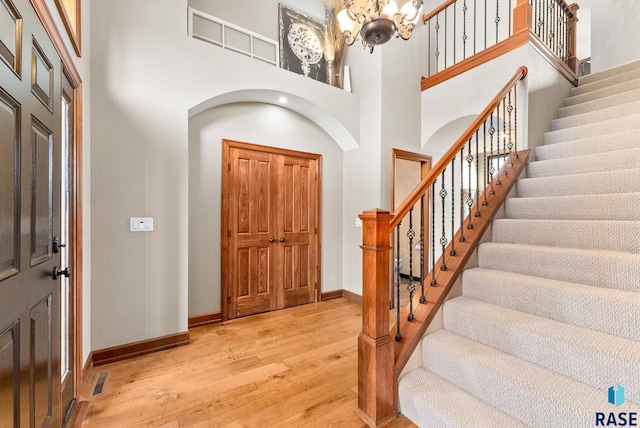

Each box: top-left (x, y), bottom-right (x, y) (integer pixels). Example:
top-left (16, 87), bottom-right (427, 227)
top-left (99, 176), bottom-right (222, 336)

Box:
top-left (337, 0), bottom-right (424, 53)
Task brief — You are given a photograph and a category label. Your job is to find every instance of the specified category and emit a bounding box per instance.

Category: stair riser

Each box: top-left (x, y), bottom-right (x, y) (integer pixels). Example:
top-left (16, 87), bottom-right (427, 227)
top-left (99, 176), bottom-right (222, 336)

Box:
top-left (528, 149), bottom-right (640, 178)
top-left (492, 219), bottom-right (640, 253)
top-left (398, 369), bottom-right (528, 428)
top-left (566, 79), bottom-right (640, 107)
top-left (422, 331), bottom-right (640, 428)
top-left (462, 268), bottom-right (640, 342)
top-left (544, 115), bottom-right (640, 145)
top-left (535, 130), bottom-right (640, 160)
top-left (517, 170), bottom-right (640, 197)
top-left (579, 59), bottom-right (640, 85)
top-left (552, 101), bottom-right (640, 131)
top-left (478, 243), bottom-right (640, 292)
top-left (572, 68), bottom-right (640, 96)
top-left (559, 89), bottom-right (640, 118)
top-left (443, 298), bottom-right (640, 403)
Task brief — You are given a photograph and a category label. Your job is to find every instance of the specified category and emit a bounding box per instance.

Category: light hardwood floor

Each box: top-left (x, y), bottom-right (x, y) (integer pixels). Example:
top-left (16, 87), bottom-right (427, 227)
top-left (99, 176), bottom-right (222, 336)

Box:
top-left (81, 298), bottom-right (418, 427)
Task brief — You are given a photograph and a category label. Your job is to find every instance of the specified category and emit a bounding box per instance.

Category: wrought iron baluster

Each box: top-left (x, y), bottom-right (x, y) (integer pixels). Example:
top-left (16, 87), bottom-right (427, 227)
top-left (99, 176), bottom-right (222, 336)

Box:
top-left (430, 183), bottom-right (437, 286)
top-left (450, 158), bottom-right (456, 256)
top-left (460, 148), bottom-right (466, 241)
top-left (508, 0), bottom-right (512, 37)
top-left (407, 208), bottom-right (416, 322)
top-left (482, 123), bottom-right (489, 205)
top-left (463, 0), bottom-right (467, 59)
top-left (502, 97), bottom-right (508, 173)
top-left (420, 194), bottom-right (426, 303)
top-left (395, 223), bottom-right (401, 341)
top-left (467, 138), bottom-right (476, 228)
top-left (444, 8), bottom-right (448, 68)
top-left (473, 0), bottom-right (477, 55)
top-left (453, 1), bottom-right (457, 64)
top-left (428, 20), bottom-right (432, 76)
top-left (514, 84), bottom-right (518, 156)
top-left (507, 91), bottom-right (514, 165)
top-left (495, 0), bottom-right (500, 44)
top-left (495, 105), bottom-right (502, 185)
top-left (488, 118), bottom-right (496, 196)
top-left (475, 125), bottom-right (481, 215)
top-left (484, 0), bottom-right (487, 49)
top-left (440, 171), bottom-right (448, 271)
top-left (435, 14), bottom-right (440, 73)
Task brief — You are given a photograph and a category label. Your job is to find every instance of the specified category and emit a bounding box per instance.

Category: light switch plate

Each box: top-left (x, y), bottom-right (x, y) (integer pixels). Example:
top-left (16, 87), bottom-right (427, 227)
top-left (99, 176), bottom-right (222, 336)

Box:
top-left (130, 217), bottom-right (154, 232)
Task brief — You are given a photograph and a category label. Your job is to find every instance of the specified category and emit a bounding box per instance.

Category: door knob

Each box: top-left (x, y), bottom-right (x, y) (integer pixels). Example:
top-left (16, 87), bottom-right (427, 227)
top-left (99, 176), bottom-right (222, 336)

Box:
top-left (52, 267), bottom-right (71, 280)
top-left (279, 237), bottom-right (285, 242)
top-left (269, 238), bottom-right (275, 243)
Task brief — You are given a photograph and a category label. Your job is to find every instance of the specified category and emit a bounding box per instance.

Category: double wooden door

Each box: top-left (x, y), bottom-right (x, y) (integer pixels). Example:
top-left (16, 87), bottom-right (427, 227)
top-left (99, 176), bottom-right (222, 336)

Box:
top-left (223, 140), bottom-right (320, 319)
top-left (0, 0), bottom-right (67, 425)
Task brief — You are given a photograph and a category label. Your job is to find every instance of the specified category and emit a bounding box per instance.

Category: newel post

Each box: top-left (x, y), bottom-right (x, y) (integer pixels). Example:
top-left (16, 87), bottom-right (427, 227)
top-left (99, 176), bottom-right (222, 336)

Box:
top-left (567, 3), bottom-right (580, 73)
top-left (513, 0), bottom-right (532, 34)
top-left (356, 209), bottom-right (396, 427)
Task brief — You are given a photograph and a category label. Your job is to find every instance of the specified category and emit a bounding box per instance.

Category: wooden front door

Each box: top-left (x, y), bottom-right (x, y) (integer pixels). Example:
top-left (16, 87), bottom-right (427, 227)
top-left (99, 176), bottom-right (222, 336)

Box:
top-left (0, 0), bottom-right (64, 425)
top-left (223, 140), bottom-right (320, 319)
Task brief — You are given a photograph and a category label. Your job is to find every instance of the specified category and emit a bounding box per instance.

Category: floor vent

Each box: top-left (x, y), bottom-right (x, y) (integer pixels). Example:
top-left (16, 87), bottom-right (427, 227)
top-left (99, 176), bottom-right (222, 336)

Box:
top-left (91, 371), bottom-right (109, 397)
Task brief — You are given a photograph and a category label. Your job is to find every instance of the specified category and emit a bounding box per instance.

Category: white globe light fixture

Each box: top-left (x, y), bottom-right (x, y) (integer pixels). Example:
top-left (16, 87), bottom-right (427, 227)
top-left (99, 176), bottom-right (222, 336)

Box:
top-left (338, 0), bottom-right (424, 52)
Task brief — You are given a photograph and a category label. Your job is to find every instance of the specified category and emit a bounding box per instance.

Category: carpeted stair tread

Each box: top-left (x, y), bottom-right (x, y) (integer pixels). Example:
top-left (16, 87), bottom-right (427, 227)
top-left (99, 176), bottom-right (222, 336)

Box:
top-left (478, 242), bottom-right (640, 292)
top-left (565, 78), bottom-right (640, 107)
top-left (421, 330), bottom-right (640, 428)
top-left (535, 129), bottom-right (640, 159)
top-left (462, 268), bottom-right (640, 342)
top-left (492, 218), bottom-right (640, 253)
top-left (559, 88), bottom-right (640, 118)
top-left (398, 368), bottom-right (528, 428)
top-left (443, 296), bottom-right (640, 403)
top-left (544, 114), bottom-right (640, 145)
top-left (578, 59), bottom-right (640, 85)
top-left (527, 147), bottom-right (640, 178)
top-left (504, 193), bottom-right (640, 221)
top-left (516, 169), bottom-right (640, 197)
top-left (552, 100), bottom-right (640, 131)
top-left (571, 67), bottom-right (640, 96)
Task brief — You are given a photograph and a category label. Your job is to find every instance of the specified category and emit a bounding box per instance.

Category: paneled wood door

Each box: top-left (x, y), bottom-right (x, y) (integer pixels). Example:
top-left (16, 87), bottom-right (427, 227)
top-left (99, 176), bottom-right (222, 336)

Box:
top-left (0, 0), bottom-right (64, 425)
top-left (222, 140), bottom-right (320, 320)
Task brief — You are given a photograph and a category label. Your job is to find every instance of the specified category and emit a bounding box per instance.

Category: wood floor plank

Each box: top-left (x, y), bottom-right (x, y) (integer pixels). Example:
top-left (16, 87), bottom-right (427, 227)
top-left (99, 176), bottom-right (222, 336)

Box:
top-left (81, 299), bottom-right (417, 427)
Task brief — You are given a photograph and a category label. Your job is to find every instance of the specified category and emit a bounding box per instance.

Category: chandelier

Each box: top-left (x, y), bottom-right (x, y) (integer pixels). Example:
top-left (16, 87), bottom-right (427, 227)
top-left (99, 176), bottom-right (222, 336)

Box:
top-left (337, 0), bottom-right (424, 52)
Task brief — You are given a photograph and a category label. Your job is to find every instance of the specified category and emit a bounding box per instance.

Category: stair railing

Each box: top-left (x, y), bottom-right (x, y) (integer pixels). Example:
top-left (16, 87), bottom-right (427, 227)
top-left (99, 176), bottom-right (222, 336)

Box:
top-left (357, 66), bottom-right (531, 426)
top-left (422, 0), bottom-right (578, 89)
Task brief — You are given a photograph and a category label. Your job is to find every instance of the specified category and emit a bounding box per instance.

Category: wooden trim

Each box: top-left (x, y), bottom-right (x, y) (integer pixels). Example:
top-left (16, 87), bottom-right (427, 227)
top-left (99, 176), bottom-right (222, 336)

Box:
top-left (188, 312), bottom-right (222, 328)
top-left (391, 149), bottom-right (433, 212)
top-left (53, 0), bottom-right (81, 56)
top-left (421, 29), bottom-right (530, 91)
top-left (81, 351), bottom-right (93, 394)
top-left (92, 332), bottom-right (191, 367)
top-left (393, 150), bottom-right (530, 377)
top-left (66, 400), bottom-right (89, 428)
top-left (341, 289), bottom-right (362, 305)
top-left (320, 290), bottom-right (343, 301)
top-left (422, 0), bottom-right (456, 24)
top-left (29, 0), bottom-right (81, 84)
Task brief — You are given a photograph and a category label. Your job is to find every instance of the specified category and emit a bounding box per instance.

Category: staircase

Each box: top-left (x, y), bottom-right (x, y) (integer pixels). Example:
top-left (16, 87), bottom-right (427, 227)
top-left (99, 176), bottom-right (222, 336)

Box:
top-left (398, 60), bottom-right (640, 427)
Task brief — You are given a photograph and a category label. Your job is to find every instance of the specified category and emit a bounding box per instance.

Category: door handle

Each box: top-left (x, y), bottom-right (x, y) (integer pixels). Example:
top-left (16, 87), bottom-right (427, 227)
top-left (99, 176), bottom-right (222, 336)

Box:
top-left (52, 267), bottom-right (71, 280)
top-left (279, 237), bottom-right (285, 243)
top-left (269, 238), bottom-right (275, 243)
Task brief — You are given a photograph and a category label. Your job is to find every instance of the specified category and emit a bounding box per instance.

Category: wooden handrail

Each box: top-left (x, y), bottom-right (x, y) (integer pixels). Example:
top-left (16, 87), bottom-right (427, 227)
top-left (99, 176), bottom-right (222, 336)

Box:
top-left (422, 0), bottom-right (456, 24)
top-left (391, 65), bottom-right (528, 229)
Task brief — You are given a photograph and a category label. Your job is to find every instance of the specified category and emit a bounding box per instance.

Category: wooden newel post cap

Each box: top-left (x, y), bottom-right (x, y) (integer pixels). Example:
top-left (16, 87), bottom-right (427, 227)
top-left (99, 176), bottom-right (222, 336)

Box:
top-left (359, 209), bottom-right (393, 221)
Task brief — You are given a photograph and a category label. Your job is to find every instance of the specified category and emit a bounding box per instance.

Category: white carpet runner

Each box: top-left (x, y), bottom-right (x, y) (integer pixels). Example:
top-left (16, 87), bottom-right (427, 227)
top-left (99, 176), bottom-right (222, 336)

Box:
top-left (399, 59), bottom-right (640, 427)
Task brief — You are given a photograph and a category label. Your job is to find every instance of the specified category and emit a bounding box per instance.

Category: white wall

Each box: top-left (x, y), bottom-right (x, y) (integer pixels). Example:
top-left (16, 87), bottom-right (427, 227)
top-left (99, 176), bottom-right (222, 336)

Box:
top-left (188, 103), bottom-right (344, 316)
top-left (89, 0), bottom-right (361, 349)
top-left (578, 0), bottom-right (640, 72)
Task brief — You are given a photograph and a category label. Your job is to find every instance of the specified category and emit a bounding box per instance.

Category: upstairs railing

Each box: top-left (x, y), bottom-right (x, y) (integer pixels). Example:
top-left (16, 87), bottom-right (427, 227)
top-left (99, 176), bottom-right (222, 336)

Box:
top-left (422, 0), bottom-right (578, 89)
top-left (357, 67), bottom-right (530, 426)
